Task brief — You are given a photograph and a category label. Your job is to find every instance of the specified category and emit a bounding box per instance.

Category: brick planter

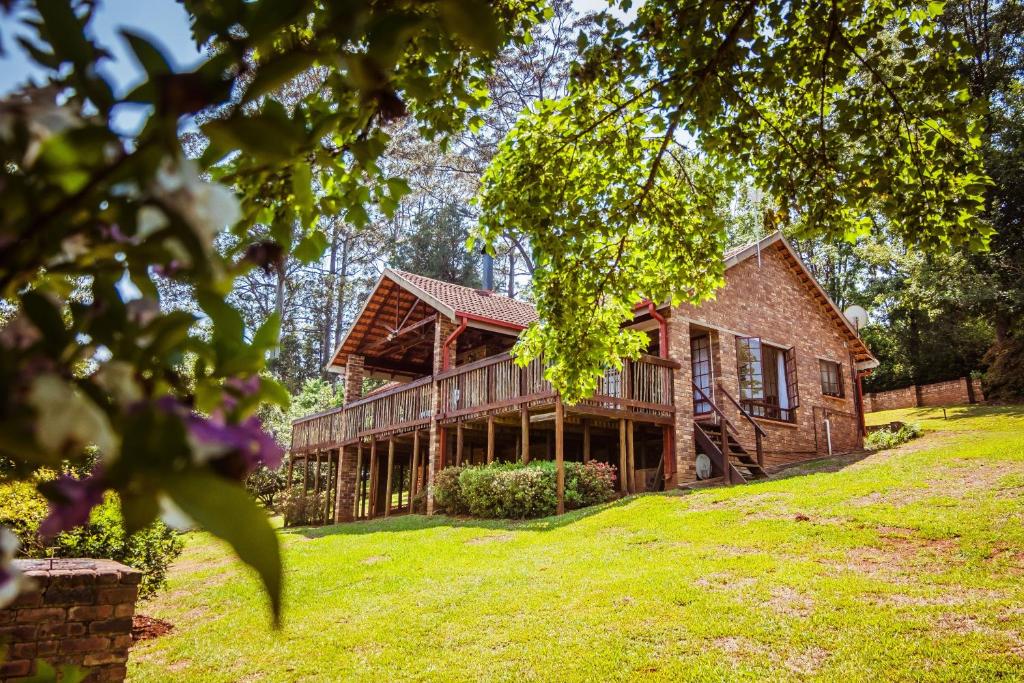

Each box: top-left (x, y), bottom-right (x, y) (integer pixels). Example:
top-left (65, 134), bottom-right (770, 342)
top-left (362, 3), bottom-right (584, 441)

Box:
top-left (1, 559), bottom-right (141, 682)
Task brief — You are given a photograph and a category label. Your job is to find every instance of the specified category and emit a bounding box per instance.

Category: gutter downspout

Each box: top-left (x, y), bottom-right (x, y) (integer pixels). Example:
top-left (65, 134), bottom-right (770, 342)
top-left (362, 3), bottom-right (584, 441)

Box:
top-left (646, 302), bottom-right (669, 359)
top-left (442, 316), bottom-right (468, 370)
top-left (644, 301), bottom-right (673, 485)
top-left (856, 370), bottom-right (869, 436)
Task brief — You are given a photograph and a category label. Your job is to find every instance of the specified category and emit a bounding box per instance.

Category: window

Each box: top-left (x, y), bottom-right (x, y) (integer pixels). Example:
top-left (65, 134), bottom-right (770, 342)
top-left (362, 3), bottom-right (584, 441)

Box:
top-left (691, 335), bottom-right (712, 415)
top-left (736, 337), bottom-right (799, 422)
top-left (819, 359), bottom-right (844, 398)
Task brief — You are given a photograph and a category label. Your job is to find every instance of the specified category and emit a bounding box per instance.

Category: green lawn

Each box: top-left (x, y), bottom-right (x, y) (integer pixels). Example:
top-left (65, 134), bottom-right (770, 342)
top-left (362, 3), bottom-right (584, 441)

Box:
top-left (129, 405), bottom-right (1024, 681)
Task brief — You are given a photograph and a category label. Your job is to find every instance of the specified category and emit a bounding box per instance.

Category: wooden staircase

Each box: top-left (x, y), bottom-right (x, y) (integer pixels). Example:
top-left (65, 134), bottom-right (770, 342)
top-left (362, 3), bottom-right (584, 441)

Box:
top-left (695, 422), bottom-right (768, 481)
top-left (691, 382), bottom-right (770, 485)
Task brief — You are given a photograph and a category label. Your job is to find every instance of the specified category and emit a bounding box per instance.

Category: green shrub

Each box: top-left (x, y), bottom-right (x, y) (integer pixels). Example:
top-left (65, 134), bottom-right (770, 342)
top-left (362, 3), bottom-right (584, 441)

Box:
top-left (436, 461), bottom-right (618, 519)
top-left (865, 423), bottom-right (923, 450)
top-left (0, 484), bottom-right (183, 599)
top-left (51, 494), bottom-right (183, 599)
top-left (0, 480), bottom-right (49, 556)
top-left (433, 465), bottom-right (467, 514)
top-left (278, 487), bottom-right (327, 526)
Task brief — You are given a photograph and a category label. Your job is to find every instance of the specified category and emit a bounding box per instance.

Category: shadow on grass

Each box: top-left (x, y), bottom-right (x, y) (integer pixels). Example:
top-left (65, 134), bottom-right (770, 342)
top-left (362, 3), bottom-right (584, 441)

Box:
top-left (769, 450), bottom-right (874, 480)
top-left (282, 494), bottom-right (642, 539)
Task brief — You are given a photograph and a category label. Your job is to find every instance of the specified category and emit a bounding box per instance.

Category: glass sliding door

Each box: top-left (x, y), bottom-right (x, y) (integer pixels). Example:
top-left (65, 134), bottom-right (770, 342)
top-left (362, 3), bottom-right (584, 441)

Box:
top-left (691, 335), bottom-right (713, 415)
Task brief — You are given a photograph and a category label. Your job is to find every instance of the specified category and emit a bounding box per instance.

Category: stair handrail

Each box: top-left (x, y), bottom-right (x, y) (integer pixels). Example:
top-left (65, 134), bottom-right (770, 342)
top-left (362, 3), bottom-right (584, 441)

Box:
top-left (716, 383), bottom-right (767, 436)
top-left (716, 382), bottom-right (766, 468)
top-left (691, 381), bottom-right (740, 436)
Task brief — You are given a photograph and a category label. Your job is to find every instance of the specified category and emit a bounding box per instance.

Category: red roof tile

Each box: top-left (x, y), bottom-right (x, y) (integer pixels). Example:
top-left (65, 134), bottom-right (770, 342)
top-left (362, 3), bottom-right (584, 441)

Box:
top-left (388, 269), bottom-right (538, 329)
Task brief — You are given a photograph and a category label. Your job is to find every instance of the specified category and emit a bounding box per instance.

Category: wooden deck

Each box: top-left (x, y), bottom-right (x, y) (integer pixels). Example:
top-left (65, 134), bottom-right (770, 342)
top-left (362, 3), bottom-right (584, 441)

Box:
top-left (291, 353), bottom-right (676, 454)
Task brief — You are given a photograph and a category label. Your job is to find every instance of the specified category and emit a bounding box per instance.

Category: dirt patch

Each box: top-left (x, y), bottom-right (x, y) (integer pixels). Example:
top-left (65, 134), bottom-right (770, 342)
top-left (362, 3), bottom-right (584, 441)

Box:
top-left (784, 646), bottom-right (829, 675)
top-left (466, 533), bottom-right (514, 545)
top-left (865, 587), bottom-right (1006, 608)
top-left (360, 555), bottom-right (389, 565)
top-left (713, 635), bottom-right (770, 663)
top-left (696, 573), bottom-right (758, 591)
top-left (133, 614), bottom-right (174, 643)
top-left (769, 586), bottom-right (815, 618)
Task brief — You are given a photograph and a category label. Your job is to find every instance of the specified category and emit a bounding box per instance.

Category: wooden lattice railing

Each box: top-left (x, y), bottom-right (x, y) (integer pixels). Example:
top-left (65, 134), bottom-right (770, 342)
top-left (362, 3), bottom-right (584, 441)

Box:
top-left (436, 353), bottom-right (553, 419)
top-left (292, 352), bottom-right (676, 452)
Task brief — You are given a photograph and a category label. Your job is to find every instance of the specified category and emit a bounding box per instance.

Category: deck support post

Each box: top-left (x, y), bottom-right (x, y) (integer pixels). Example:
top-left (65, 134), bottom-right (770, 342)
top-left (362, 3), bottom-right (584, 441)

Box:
top-left (721, 423), bottom-right (731, 485)
top-left (622, 419), bottom-right (630, 493)
top-left (520, 406), bottom-right (530, 464)
top-left (583, 420), bottom-right (591, 464)
top-left (353, 443), bottom-right (363, 521)
top-left (487, 415), bottom-right (495, 464)
top-left (325, 452), bottom-right (335, 523)
top-left (285, 457), bottom-right (295, 527)
top-left (410, 430), bottom-right (420, 511)
top-left (384, 438), bottom-right (395, 517)
top-left (555, 398), bottom-right (565, 515)
top-left (456, 422), bottom-right (464, 466)
top-left (313, 451), bottom-right (322, 524)
top-left (618, 420), bottom-right (627, 493)
top-left (368, 439), bottom-right (378, 518)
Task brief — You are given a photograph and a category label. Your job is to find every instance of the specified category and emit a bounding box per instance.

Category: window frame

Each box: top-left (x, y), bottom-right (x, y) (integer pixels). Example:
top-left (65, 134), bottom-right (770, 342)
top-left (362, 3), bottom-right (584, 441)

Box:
top-left (819, 359), bottom-right (844, 398)
top-left (736, 337), bottom-right (798, 423)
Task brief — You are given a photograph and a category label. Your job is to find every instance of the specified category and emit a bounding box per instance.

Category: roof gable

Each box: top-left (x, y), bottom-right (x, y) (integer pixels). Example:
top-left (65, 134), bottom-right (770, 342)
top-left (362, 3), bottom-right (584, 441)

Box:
top-left (724, 233), bottom-right (878, 369)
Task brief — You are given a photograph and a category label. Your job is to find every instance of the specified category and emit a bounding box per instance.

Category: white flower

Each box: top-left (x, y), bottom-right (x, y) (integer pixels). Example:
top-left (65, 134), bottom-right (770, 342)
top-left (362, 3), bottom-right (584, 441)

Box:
top-left (158, 494), bottom-right (194, 531)
top-left (28, 374), bottom-right (120, 461)
top-left (22, 102), bottom-right (81, 167)
top-left (0, 528), bottom-right (19, 560)
top-left (136, 205), bottom-right (169, 239)
top-left (153, 157), bottom-right (240, 247)
top-left (59, 234), bottom-right (90, 261)
top-left (93, 361), bottom-right (143, 404)
top-left (0, 314), bottom-right (41, 350)
top-left (0, 529), bottom-right (29, 608)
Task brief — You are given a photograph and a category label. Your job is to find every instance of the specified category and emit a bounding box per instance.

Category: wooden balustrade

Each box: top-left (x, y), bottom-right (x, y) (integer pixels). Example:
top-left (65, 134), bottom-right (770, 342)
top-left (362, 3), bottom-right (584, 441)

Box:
top-left (292, 353), bottom-right (677, 452)
top-left (579, 355), bottom-right (676, 416)
top-left (437, 353), bottom-right (554, 419)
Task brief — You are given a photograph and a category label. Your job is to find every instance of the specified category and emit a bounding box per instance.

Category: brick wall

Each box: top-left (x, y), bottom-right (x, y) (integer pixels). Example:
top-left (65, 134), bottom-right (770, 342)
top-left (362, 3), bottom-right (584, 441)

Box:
top-left (667, 243), bottom-right (866, 481)
top-left (864, 377), bottom-right (982, 412)
top-left (342, 354), bottom-right (365, 403)
top-left (1, 558), bottom-right (140, 682)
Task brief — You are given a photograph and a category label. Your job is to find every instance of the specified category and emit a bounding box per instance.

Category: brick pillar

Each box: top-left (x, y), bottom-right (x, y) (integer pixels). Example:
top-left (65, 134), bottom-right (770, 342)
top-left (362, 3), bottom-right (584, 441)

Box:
top-left (715, 329), bottom-right (741, 406)
top-left (668, 315), bottom-right (694, 485)
top-left (334, 445), bottom-right (356, 523)
top-left (342, 354), bottom-right (364, 403)
top-left (427, 318), bottom-right (457, 515)
top-left (1, 558), bottom-right (141, 682)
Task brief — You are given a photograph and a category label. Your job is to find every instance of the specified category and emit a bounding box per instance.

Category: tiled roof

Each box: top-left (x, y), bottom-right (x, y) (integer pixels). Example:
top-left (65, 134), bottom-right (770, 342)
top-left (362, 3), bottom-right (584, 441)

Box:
top-left (388, 269), bottom-right (539, 329)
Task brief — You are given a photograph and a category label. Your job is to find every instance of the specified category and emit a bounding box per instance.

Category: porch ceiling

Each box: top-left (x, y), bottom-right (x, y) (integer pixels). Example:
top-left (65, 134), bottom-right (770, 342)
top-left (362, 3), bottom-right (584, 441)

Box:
top-left (330, 275), bottom-right (437, 376)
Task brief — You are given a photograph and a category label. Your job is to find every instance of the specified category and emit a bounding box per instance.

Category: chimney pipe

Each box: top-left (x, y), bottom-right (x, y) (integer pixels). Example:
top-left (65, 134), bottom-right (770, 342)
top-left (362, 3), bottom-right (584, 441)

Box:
top-left (482, 251), bottom-right (494, 291)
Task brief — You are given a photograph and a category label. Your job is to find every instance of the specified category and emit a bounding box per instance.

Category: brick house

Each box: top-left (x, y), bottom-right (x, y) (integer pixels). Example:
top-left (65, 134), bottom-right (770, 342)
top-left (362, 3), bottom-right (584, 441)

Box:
top-left (288, 232), bottom-right (878, 523)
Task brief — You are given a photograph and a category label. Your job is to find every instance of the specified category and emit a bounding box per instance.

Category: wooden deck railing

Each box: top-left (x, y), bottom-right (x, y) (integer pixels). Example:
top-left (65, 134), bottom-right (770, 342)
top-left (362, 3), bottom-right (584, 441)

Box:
top-left (437, 353), bottom-right (554, 419)
top-left (292, 353), bottom-right (676, 451)
top-left (579, 355), bottom-right (676, 416)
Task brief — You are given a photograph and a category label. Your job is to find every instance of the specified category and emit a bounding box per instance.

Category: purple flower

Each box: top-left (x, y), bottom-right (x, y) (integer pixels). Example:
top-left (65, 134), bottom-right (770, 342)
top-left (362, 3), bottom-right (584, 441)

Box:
top-left (186, 414), bottom-right (283, 474)
top-left (153, 394), bottom-right (283, 479)
top-left (38, 470), bottom-right (107, 538)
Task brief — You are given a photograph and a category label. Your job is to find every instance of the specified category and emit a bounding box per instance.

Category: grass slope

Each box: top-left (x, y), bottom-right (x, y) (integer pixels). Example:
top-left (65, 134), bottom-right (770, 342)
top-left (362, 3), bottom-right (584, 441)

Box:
top-left (129, 405), bottom-right (1024, 681)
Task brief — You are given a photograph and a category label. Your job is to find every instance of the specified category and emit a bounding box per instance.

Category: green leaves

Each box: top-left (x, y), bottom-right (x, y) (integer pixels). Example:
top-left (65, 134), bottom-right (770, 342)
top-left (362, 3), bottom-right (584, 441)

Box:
top-left (478, 0), bottom-right (988, 402)
top-left (439, 0), bottom-right (501, 54)
top-left (163, 472), bottom-right (283, 623)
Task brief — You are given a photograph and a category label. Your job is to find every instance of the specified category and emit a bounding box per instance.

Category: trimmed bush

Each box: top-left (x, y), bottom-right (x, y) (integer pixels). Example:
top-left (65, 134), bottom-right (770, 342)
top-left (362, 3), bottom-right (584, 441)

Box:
top-left (278, 487), bottom-right (327, 526)
top-left (865, 422), bottom-right (923, 450)
top-left (50, 494), bottom-right (183, 599)
top-left (0, 485), bottom-right (183, 599)
top-left (433, 465), bottom-right (467, 514)
top-left (434, 461), bottom-right (617, 519)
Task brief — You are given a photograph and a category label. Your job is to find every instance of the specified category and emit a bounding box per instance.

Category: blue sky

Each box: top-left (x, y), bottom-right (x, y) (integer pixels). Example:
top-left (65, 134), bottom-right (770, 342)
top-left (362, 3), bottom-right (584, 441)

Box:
top-left (1, 0), bottom-right (614, 100)
top-left (1, 0), bottom-right (202, 95)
